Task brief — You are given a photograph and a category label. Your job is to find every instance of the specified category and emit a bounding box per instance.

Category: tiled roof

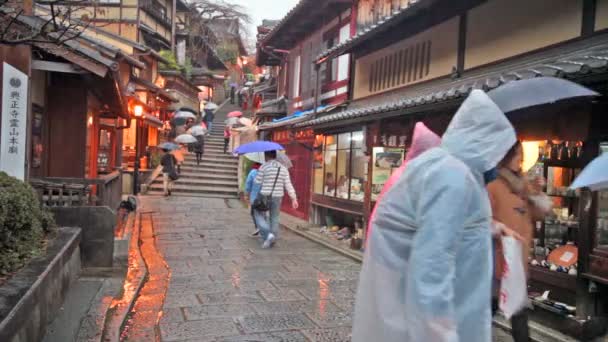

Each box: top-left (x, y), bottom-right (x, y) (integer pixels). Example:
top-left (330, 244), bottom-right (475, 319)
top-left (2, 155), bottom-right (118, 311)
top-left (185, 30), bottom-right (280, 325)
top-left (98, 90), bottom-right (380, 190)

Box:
top-left (298, 38), bottom-right (608, 128)
top-left (315, 0), bottom-right (430, 63)
top-left (259, 0), bottom-right (309, 46)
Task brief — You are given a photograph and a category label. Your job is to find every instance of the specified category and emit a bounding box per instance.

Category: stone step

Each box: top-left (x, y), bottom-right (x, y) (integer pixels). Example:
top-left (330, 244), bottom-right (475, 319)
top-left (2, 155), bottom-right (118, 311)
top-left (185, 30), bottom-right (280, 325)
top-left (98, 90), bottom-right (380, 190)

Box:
top-left (153, 178), bottom-right (237, 187)
top-left (179, 165), bottom-right (238, 174)
top-left (182, 158), bottom-right (238, 165)
top-left (171, 172), bottom-right (237, 180)
top-left (146, 191), bottom-right (237, 199)
top-left (148, 184), bottom-right (238, 195)
top-left (185, 153), bottom-right (237, 159)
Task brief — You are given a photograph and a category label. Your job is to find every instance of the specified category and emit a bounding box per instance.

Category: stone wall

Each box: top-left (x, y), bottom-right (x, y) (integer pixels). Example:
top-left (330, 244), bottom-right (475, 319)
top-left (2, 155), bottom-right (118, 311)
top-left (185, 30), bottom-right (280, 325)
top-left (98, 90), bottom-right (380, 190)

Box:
top-left (51, 207), bottom-right (115, 268)
top-left (0, 227), bottom-right (81, 342)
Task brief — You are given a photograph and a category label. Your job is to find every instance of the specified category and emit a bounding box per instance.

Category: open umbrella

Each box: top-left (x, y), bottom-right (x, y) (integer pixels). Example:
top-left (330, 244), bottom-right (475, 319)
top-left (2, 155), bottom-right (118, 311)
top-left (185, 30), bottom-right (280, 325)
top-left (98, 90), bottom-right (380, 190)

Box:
top-left (175, 134), bottom-right (198, 144)
top-left (277, 152), bottom-right (293, 168)
top-left (225, 117), bottom-right (239, 126)
top-left (227, 111), bottom-right (243, 118)
top-left (158, 142), bottom-right (179, 151)
top-left (205, 102), bottom-right (219, 111)
top-left (174, 111), bottom-right (197, 119)
top-left (188, 126), bottom-right (207, 137)
top-left (234, 141), bottom-right (284, 155)
top-left (245, 81), bottom-right (254, 86)
top-left (570, 153), bottom-right (608, 191)
top-left (238, 117), bottom-right (253, 126)
top-left (178, 107), bottom-right (198, 114)
top-left (244, 152), bottom-right (265, 164)
top-left (487, 77), bottom-right (599, 117)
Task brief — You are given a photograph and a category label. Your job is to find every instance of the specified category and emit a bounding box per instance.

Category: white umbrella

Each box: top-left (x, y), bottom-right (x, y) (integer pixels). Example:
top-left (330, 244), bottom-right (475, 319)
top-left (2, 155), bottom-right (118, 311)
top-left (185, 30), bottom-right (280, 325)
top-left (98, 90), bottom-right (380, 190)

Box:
top-left (174, 111), bottom-right (197, 119)
top-left (175, 134), bottom-right (198, 144)
top-left (245, 81), bottom-right (254, 86)
top-left (238, 117), bottom-right (253, 127)
top-left (188, 126), bottom-right (207, 137)
top-left (571, 153), bottom-right (608, 191)
top-left (277, 152), bottom-right (293, 168)
top-left (205, 102), bottom-right (219, 110)
top-left (225, 117), bottom-right (239, 126)
top-left (244, 152), bottom-right (265, 164)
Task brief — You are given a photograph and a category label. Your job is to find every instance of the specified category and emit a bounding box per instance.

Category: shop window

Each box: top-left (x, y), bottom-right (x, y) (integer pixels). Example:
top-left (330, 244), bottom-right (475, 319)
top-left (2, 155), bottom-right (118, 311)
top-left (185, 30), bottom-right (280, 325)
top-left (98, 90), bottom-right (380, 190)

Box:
top-left (596, 142), bottom-right (608, 249)
top-left (316, 131), bottom-right (368, 202)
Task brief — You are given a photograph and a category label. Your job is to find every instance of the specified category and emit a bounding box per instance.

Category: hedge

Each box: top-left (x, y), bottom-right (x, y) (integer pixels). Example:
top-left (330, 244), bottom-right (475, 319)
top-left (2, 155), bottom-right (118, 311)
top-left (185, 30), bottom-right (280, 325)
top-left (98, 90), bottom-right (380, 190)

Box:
top-left (0, 172), bottom-right (55, 275)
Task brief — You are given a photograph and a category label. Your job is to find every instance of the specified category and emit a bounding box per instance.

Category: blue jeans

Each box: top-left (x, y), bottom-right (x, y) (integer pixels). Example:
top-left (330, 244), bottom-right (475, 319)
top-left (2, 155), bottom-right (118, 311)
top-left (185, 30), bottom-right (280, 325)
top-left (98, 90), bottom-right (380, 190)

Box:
top-left (254, 197), bottom-right (282, 241)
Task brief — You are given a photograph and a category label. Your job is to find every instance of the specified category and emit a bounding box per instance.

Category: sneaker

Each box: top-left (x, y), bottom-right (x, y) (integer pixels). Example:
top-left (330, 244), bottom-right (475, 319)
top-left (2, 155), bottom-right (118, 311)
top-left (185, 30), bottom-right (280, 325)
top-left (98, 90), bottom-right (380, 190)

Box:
top-left (251, 230), bottom-right (260, 237)
top-left (262, 233), bottom-right (275, 249)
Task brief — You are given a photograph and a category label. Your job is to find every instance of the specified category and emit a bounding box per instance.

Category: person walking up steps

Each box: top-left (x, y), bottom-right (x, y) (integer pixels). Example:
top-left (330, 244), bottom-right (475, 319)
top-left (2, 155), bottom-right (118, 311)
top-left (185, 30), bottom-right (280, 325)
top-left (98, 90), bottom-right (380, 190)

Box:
top-left (254, 150), bottom-right (298, 248)
top-left (223, 125), bottom-right (231, 154)
top-left (245, 162), bottom-right (262, 236)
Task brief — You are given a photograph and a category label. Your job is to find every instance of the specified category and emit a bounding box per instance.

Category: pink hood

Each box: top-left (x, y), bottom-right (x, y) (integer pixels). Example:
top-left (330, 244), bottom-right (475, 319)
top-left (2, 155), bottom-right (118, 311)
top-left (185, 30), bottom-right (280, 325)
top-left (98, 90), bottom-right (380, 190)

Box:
top-left (367, 122), bottom-right (441, 242)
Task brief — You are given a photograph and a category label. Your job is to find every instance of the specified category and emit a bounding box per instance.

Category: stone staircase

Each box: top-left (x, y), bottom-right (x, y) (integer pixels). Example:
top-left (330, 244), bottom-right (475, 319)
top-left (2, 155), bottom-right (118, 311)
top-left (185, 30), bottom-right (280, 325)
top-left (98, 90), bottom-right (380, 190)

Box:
top-left (147, 103), bottom-right (242, 198)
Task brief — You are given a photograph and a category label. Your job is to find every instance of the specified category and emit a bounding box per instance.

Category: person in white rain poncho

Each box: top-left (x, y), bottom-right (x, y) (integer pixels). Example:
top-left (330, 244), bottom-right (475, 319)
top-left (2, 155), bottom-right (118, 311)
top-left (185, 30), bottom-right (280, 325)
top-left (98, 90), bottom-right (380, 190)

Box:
top-left (352, 90), bottom-right (517, 342)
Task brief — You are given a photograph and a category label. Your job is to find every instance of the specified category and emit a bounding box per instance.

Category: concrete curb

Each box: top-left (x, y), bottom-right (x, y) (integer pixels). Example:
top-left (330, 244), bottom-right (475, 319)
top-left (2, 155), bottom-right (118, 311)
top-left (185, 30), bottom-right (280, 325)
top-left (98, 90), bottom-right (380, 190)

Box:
top-left (102, 212), bottom-right (148, 342)
top-left (280, 222), bottom-right (364, 263)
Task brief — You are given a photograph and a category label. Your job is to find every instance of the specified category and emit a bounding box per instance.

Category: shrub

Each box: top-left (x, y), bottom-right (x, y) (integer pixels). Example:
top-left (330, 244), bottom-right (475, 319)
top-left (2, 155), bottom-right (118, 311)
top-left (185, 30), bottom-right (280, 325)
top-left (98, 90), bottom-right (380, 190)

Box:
top-left (0, 172), bottom-right (56, 275)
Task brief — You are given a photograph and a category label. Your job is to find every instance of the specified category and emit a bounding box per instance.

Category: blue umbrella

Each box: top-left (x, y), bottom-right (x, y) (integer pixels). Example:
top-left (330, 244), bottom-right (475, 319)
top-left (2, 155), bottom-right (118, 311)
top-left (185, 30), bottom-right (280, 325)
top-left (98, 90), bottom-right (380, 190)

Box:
top-left (158, 142), bottom-right (179, 151)
top-left (570, 153), bottom-right (608, 191)
top-left (234, 141), bottom-right (284, 155)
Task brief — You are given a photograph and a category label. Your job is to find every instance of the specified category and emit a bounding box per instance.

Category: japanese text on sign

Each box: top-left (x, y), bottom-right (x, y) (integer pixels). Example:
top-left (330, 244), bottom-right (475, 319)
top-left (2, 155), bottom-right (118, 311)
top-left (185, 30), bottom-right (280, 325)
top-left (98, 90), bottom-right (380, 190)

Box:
top-left (1, 62), bottom-right (28, 180)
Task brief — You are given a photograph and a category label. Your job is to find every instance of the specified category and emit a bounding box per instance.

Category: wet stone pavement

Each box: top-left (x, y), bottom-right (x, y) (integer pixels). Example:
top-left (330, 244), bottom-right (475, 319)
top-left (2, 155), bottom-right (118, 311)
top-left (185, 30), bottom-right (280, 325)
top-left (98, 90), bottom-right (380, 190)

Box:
top-left (135, 195), bottom-right (514, 342)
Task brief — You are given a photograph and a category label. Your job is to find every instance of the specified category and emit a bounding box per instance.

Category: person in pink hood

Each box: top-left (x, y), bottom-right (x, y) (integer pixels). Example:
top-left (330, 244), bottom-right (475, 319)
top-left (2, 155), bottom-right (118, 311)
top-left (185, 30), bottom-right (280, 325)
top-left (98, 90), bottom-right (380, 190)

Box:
top-left (366, 122), bottom-right (441, 242)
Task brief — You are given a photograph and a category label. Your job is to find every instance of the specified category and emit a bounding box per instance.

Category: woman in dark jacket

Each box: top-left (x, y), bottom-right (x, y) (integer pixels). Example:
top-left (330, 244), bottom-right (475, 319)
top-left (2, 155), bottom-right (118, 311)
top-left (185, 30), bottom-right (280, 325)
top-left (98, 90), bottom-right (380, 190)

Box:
top-left (193, 135), bottom-right (205, 165)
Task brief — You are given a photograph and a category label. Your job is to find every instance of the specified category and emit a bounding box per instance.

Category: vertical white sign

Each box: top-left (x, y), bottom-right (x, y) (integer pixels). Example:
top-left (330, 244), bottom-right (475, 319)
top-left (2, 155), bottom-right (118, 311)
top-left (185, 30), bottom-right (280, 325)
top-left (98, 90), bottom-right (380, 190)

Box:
top-left (1, 62), bottom-right (29, 180)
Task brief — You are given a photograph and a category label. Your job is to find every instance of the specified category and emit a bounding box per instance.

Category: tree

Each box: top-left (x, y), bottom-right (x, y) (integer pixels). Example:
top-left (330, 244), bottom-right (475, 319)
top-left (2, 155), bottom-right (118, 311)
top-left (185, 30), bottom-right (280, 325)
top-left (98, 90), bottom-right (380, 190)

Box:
top-left (177, 0), bottom-right (250, 66)
top-left (0, 0), bottom-right (93, 46)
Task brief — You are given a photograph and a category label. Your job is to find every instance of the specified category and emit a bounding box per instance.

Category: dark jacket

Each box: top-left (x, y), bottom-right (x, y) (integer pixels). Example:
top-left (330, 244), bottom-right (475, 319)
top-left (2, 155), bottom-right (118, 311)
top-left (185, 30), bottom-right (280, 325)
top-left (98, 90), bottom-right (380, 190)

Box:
top-left (160, 154), bottom-right (177, 173)
top-left (193, 135), bottom-right (204, 153)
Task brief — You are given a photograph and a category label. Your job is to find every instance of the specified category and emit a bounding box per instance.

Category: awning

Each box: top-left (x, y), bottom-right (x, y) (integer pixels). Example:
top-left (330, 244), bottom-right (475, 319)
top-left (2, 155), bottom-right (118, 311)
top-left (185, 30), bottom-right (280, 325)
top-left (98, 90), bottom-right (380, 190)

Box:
top-left (298, 36), bottom-right (608, 128)
top-left (259, 105), bottom-right (336, 130)
top-left (143, 114), bottom-right (163, 128)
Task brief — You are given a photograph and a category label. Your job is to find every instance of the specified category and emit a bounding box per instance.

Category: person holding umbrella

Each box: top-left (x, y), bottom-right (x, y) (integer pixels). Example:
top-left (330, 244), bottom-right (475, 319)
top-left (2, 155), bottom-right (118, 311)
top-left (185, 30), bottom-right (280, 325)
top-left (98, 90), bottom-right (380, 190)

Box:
top-left (223, 125), bottom-right (231, 154)
top-left (193, 134), bottom-right (205, 166)
top-left (254, 150), bottom-right (298, 248)
top-left (160, 148), bottom-right (178, 196)
top-left (245, 162), bottom-right (262, 236)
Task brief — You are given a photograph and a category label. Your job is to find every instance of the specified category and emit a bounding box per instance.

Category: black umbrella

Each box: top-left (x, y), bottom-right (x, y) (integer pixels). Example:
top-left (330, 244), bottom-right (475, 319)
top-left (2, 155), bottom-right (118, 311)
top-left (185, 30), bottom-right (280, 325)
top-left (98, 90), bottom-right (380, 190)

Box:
top-left (178, 107), bottom-right (198, 115)
top-left (487, 77), bottom-right (599, 116)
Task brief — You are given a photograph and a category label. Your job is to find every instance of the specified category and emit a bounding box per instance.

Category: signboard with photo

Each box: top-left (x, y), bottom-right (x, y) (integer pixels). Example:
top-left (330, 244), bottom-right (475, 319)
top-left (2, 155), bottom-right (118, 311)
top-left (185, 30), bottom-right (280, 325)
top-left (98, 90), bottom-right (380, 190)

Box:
top-left (372, 147), bottom-right (405, 201)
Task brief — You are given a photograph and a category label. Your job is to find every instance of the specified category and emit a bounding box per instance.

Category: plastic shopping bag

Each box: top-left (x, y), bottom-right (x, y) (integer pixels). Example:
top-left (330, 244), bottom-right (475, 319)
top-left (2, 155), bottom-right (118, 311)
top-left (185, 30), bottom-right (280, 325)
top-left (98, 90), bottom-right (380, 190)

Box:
top-left (499, 236), bottom-right (528, 319)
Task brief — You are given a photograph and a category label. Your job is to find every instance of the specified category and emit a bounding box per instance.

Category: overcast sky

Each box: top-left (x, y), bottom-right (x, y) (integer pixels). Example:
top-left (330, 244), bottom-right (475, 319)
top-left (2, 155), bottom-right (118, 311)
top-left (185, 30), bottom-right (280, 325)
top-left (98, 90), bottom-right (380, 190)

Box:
top-left (230, 0), bottom-right (300, 48)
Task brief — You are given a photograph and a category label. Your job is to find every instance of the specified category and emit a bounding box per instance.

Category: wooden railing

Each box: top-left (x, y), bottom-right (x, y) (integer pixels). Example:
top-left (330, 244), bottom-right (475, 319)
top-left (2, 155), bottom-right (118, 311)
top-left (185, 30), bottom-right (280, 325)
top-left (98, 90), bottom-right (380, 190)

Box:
top-left (30, 171), bottom-right (123, 209)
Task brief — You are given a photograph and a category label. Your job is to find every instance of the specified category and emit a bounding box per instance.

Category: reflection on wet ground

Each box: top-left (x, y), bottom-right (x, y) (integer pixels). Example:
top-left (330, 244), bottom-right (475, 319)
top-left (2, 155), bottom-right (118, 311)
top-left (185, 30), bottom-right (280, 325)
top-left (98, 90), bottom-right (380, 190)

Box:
top-left (121, 196), bottom-right (515, 342)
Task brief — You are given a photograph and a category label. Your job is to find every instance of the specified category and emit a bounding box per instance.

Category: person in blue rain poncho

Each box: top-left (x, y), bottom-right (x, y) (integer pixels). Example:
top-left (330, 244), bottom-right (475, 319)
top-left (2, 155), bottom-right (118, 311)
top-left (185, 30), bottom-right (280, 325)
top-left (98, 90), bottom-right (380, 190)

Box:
top-left (352, 89), bottom-right (517, 342)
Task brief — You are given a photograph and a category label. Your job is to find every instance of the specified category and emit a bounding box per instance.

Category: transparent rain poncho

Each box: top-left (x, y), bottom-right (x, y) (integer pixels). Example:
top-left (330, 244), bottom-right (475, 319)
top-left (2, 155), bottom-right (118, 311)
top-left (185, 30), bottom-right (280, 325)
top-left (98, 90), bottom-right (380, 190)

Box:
top-left (352, 90), bottom-right (517, 342)
top-left (367, 122), bottom-right (441, 241)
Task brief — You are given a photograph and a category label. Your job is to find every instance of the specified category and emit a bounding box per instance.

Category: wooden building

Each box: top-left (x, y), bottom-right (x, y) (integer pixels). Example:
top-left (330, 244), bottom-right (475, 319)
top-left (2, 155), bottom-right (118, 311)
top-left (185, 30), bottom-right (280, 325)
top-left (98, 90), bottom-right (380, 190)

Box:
top-left (0, 11), bottom-right (142, 208)
top-left (255, 0), bottom-right (355, 220)
top-left (298, 0), bottom-right (608, 338)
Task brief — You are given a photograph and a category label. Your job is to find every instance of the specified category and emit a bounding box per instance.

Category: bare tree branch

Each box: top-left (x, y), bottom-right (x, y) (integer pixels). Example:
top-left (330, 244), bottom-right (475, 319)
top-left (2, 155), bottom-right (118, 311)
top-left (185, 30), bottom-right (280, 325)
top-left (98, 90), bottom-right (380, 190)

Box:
top-left (0, 0), bottom-right (96, 45)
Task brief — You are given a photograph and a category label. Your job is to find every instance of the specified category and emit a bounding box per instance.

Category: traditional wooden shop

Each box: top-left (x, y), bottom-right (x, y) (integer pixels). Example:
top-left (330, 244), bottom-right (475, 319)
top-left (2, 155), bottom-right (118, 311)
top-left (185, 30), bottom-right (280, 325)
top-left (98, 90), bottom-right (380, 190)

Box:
top-left (302, 0), bottom-right (608, 337)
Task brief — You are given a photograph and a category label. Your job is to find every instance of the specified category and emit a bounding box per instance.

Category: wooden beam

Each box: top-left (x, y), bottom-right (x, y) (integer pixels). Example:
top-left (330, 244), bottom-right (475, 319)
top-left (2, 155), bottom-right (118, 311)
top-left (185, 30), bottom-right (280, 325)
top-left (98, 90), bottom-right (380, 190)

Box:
top-left (34, 42), bottom-right (108, 77)
top-left (456, 13), bottom-right (467, 75)
top-left (582, 0), bottom-right (597, 36)
top-left (32, 60), bottom-right (90, 74)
